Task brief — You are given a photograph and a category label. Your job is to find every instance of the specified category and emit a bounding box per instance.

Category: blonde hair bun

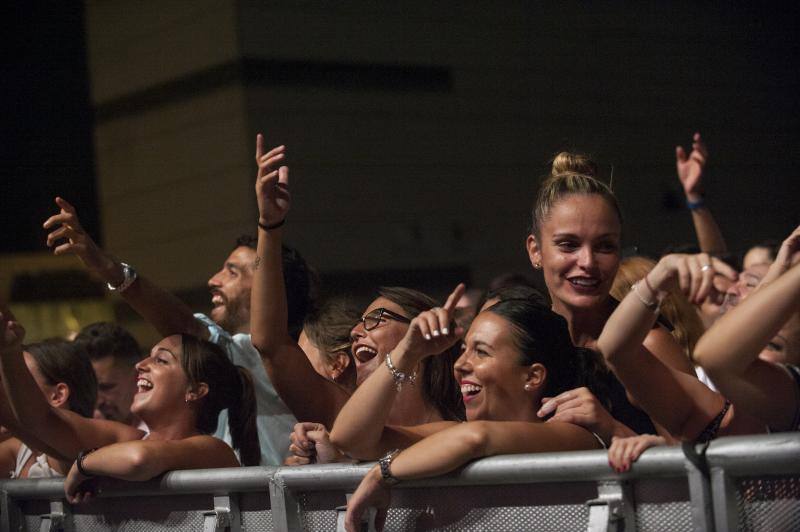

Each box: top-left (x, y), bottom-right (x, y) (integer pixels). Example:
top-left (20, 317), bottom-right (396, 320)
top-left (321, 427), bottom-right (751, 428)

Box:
top-left (551, 151), bottom-right (598, 178)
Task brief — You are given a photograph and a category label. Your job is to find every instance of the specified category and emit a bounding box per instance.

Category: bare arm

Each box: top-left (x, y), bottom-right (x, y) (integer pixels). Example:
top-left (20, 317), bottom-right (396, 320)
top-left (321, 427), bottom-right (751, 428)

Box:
top-left (597, 254), bottom-right (742, 439)
top-left (345, 420), bottom-right (599, 530)
top-left (43, 198), bottom-right (206, 339)
top-left (676, 133), bottom-right (727, 255)
top-left (330, 285), bottom-right (465, 459)
top-left (64, 435), bottom-right (238, 501)
top-left (695, 261), bottom-right (800, 430)
top-left (249, 135), bottom-right (349, 427)
top-left (0, 314), bottom-right (142, 461)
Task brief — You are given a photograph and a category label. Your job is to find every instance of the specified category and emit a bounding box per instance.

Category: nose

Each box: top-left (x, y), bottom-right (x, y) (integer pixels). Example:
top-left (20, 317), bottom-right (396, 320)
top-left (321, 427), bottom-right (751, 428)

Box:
top-left (351, 320), bottom-right (366, 340)
top-left (208, 270), bottom-right (223, 288)
top-left (135, 358), bottom-right (149, 372)
top-left (576, 246), bottom-right (596, 269)
top-left (453, 347), bottom-right (470, 377)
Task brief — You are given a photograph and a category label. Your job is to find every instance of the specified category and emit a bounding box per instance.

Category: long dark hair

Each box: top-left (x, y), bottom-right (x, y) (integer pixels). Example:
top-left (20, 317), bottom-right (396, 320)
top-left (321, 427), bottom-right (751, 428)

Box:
top-left (179, 334), bottom-right (260, 466)
top-left (25, 339), bottom-right (98, 418)
top-left (485, 299), bottom-right (608, 404)
top-left (377, 287), bottom-right (465, 421)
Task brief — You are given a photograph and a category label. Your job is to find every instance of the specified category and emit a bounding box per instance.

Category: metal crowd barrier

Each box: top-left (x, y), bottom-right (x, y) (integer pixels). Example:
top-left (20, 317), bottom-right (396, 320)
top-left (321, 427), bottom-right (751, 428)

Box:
top-left (0, 433), bottom-right (797, 531)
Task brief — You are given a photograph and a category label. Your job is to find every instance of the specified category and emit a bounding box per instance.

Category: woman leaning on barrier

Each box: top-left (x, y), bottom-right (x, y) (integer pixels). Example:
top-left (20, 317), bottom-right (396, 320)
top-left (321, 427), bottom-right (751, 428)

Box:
top-left (332, 285), bottom-right (608, 531)
top-left (0, 309), bottom-right (259, 503)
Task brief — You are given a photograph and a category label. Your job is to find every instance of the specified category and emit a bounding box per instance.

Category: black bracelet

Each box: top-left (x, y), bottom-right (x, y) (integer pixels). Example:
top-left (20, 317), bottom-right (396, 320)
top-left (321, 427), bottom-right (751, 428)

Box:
top-left (76, 448), bottom-right (98, 477)
top-left (258, 218), bottom-right (286, 231)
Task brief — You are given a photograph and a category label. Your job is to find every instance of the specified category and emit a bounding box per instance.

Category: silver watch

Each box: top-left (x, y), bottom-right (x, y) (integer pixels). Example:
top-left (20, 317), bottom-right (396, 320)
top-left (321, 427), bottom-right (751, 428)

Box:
top-left (378, 449), bottom-right (401, 486)
top-left (107, 262), bottom-right (138, 293)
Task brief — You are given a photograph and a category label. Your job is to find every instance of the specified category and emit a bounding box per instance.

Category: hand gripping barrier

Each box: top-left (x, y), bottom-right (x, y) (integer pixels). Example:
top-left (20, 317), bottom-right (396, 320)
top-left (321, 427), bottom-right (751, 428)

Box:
top-left (0, 433), bottom-right (797, 531)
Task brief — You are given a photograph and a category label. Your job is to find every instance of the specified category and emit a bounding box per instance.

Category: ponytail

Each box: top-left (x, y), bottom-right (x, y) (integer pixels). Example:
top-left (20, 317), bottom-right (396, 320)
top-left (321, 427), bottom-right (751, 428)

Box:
top-left (227, 366), bottom-right (260, 466)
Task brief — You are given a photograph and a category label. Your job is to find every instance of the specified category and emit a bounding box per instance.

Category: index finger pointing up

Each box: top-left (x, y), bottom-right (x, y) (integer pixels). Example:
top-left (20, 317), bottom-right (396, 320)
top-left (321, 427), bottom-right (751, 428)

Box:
top-left (443, 283), bottom-right (466, 312)
top-left (255, 133), bottom-right (264, 160)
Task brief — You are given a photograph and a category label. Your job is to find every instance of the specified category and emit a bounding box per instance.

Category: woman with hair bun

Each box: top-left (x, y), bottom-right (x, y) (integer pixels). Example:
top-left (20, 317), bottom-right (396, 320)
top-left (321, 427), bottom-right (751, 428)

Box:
top-left (526, 152), bottom-right (697, 439)
top-left (0, 307), bottom-right (259, 502)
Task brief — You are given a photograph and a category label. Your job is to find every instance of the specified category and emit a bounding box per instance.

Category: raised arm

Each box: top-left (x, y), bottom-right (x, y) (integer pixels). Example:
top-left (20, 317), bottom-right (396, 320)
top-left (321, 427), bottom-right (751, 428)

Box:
top-left (330, 285), bottom-right (465, 459)
top-left (596, 254), bottom-right (756, 439)
top-left (676, 133), bottom-right (728, 255)
top-left (64, 435), bottom-right (238, 502)
top-left (345, 420), bottom-right (599, 531)
top-left (43, 198), bottom-right (206, 339)
top-left (695, 260), bottom-right (800, 430)
top-left (0, 313), bottom-right (142, 462)
top-left (248, 134), bottom-right (350, 427)
top-left (757, 225), bottom-right (800, 288)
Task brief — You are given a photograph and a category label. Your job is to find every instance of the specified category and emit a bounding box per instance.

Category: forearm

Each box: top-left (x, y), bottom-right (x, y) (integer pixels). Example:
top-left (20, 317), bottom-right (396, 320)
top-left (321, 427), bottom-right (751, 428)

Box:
top-left (695, 262), bottom-right (800, 375)
top-left (79, 442), bottom-right (157, 481)
top-left (597, 288), bottom-right (659, 368)
top-left (250, 226), bottom-right (292, 353)
top-left (690, 207), bottom-right (727, 255)
top-left (119, 276), bottom-right (206, 339)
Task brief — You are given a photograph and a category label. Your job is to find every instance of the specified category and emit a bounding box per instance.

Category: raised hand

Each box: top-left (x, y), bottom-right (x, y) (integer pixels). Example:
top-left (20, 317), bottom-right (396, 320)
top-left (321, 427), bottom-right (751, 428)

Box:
top-left (395, 284), bottom-right (465, 363)
top-left (648, 253), bottom-right (738, 305)
top-left (675, 132), bottom-right (708, 202)
top-left (254, 134), bottom-right (290, 227)
top-left (0, 312), bottom-right (25, 354)
top-left (42, 197), bottom-right (118, 280)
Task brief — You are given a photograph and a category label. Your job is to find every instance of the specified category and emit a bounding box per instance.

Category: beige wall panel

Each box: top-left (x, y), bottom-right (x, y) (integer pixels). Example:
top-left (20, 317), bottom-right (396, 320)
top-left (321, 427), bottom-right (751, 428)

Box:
top-left (86, 0), bottom-right (239, 103)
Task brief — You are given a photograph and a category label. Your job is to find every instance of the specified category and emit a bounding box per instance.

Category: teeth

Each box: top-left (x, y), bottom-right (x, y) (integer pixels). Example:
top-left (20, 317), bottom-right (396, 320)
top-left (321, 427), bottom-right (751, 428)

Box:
top-left (211, 295), bottom-right (224, 306)
top-left (461, 384), bottom-right (482, 394)
top-left (570, 278), bottom-right (599, 286)
top-left (137, 379), bottom-right (153, 389)
top-left (355, 346), bottom-right (377, 356)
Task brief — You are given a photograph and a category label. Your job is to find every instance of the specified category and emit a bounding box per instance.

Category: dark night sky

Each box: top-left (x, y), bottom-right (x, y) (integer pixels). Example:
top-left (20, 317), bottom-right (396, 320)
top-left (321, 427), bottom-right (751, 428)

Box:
top-left (2, 3), bottom-right (98, 253)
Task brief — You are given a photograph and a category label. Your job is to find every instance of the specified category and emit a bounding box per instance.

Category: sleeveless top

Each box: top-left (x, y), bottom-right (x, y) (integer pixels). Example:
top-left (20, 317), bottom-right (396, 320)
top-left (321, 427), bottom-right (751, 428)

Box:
top-left (785, 364), bottom-right (800, 431)
top-left (10, 443), bottom-right (61, 479)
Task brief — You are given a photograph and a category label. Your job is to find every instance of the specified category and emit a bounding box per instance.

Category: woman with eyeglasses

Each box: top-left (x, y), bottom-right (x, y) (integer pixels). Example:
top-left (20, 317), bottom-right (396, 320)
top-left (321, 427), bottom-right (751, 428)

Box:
top-left (249, 137), bottom-right (463, 460)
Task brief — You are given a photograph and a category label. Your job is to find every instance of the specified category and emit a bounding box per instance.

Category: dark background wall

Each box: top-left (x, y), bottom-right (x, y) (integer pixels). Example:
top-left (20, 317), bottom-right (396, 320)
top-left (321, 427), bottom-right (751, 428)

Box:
top-left (3, 2), bottom-right (798, 313)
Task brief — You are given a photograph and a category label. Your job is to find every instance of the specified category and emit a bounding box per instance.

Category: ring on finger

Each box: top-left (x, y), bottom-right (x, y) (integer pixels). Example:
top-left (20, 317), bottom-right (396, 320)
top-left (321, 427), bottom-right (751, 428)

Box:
top-left (700, 264), bottom-right (712, 272)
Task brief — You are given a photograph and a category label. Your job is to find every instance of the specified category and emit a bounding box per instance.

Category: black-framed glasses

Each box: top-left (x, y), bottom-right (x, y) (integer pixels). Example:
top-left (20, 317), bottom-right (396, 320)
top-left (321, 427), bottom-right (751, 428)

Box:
top-left (358, 308), bottom-right (411, 331)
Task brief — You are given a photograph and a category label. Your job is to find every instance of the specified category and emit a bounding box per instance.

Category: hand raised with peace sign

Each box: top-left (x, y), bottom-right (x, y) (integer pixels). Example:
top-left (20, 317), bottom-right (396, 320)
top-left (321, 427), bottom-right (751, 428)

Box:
top-left (254, 133), bottom-right (290, 229)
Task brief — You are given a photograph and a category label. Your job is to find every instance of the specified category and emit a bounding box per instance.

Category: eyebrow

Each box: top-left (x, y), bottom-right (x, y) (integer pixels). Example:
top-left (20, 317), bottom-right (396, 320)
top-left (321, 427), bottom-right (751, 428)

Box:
top-left (226, 262), bottom-right (241, 272)
top-left (551, 232), bottom-right (619, 240)
top-left (473, 340), bottom-right (494, 350)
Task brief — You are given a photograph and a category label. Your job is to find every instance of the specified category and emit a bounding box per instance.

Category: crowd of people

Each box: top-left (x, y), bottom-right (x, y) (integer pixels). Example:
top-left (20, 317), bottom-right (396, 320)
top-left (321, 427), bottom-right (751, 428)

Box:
top-left (0, 131), bottom-right (797, 531)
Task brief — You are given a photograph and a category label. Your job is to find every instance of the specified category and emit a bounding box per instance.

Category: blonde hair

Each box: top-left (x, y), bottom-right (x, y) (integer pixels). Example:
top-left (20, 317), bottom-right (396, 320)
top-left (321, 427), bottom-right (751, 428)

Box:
top-left (530, 152), bottom-right (622, 238)
top-left (610, 256), bottom-right (706, 361)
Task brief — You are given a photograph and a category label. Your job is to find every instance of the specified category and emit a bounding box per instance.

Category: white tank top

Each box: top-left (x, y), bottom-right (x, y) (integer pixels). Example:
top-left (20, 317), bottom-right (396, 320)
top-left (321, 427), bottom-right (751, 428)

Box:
top-left (10, 443), bottom-right (62, 479)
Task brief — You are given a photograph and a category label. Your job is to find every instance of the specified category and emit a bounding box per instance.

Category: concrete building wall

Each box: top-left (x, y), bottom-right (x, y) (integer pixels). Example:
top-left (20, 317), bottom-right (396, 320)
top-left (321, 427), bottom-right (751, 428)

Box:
top-left (84, 1), bottom-right (799, 303)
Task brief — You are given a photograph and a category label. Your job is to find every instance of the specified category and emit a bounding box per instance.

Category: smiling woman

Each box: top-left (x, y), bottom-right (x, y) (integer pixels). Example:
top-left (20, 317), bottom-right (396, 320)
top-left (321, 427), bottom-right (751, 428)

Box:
top-left (0, 307), bottom-right (259, 502)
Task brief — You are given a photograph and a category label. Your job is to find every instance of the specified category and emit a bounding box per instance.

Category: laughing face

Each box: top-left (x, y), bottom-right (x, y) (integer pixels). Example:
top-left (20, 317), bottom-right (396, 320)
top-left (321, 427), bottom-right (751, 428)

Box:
top-left (131, 335), bottom-right (191, 418)
top-left (527, 194), bottom-right (621, 315)
top-left (207, 246), bottom-right (256, 334)
top-left (350, 297), bottom-right (410, 386)
top-left (454, 311), bottom-right (538, 422)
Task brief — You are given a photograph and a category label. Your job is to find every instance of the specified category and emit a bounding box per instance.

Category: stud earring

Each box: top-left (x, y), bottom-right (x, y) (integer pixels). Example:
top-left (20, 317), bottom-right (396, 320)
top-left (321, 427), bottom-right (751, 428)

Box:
top-left (533, 262), bottom-right (542, 269)
top-left (524, 384), bottom-right (532, 391)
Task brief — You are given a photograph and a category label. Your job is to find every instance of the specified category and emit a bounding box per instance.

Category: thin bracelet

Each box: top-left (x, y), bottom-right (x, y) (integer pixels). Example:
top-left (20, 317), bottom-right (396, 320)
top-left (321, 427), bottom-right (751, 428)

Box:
top-left (258, 218), bottom-right (286, 231)
top-left (385, 353), bottom-right (416, 392)
top-left (631, 281), bottom-right (659, 312)
top-left (76, 448), bottom-right (99, 477)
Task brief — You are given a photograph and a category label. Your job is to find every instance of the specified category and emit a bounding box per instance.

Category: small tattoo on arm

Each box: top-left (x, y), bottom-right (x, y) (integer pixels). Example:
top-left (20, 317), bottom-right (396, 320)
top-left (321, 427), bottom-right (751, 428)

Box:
top-left (254, 256), bottom-right (261, 270)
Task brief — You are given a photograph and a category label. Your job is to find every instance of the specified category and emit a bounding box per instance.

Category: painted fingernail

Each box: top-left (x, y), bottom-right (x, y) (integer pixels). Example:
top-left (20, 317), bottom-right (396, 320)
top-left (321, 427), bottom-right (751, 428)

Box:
top-left (424, 334), bottom-right (431, 340)
top-left (432, 330), bottom-right (440, 337)
top-left (442, 327), bottom-right (449, 335)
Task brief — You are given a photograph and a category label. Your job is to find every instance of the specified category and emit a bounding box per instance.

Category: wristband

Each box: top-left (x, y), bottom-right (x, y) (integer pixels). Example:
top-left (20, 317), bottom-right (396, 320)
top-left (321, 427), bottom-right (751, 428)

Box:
top-left (258, 218), bottom-right (286, 231)
top-left (77, 448), bottom-right (99, 477)
top-left (686, 197), bottom-right (706, 211)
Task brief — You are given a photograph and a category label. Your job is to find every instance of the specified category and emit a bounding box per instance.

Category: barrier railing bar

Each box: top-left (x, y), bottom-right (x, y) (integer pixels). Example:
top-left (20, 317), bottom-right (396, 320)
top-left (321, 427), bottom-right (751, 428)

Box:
top-left (705, 433), bottom-right (800, 475)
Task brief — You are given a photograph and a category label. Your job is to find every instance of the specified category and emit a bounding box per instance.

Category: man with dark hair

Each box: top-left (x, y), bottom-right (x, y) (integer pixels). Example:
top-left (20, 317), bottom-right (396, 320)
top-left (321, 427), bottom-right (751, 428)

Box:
top-left (74, 322), bottom-right (145, 429)
top-left (43, 194), bottom-right (313, 466)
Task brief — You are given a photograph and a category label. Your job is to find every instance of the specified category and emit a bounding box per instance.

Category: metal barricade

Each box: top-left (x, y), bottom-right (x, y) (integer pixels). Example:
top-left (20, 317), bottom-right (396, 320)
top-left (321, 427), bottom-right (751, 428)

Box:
top-left (0, 433), bottom-right (796, 531)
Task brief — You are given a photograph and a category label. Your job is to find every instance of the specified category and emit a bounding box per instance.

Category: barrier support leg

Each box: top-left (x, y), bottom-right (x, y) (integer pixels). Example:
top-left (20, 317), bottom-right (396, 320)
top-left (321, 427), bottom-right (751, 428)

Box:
top-left (710, 467), bottom-right (739, 532)
top-left (269, 476), bottom-right (302, 532)
top-left (586, 480), bottom-right (634, 532)
top-left (203, 493), bottom-right (241, 532)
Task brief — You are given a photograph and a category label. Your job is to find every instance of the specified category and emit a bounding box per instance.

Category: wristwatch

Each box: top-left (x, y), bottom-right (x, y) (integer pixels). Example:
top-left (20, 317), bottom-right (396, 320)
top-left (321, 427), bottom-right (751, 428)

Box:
top-left (107, 262), bottom-right (138, 293)
top-left (378, 449), bottom-right (401, 486)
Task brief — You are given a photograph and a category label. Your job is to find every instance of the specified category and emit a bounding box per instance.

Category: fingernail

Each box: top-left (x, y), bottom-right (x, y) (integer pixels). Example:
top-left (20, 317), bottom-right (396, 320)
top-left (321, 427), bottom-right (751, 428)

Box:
top-left (442, 327), bottom-right (449, 335)
top-left (432, 330), bottom-right (440, 337)
top-left (424, 334), bottom-right (431, 340)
